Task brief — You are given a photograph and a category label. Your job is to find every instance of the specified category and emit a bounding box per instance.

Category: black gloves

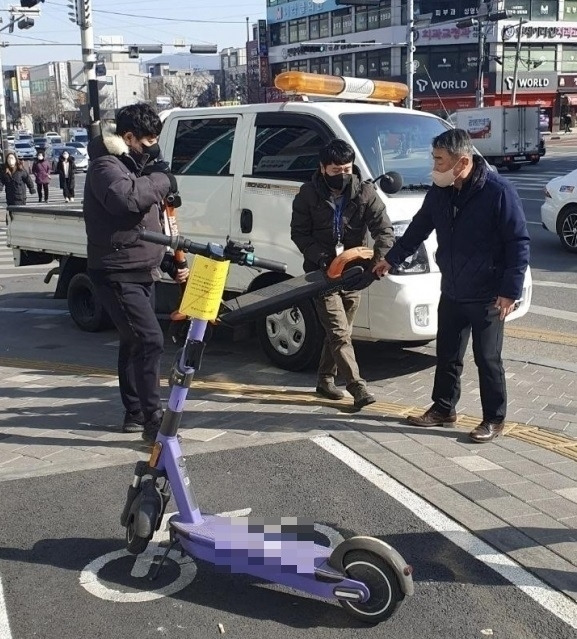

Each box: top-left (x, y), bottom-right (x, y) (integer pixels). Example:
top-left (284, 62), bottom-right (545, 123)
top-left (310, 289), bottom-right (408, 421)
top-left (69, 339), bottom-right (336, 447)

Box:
top-left (160, 252), bottom-right (187, 280)
top-left (141, 160), bottom-right (170, 175)
top-left (318, 253), bottom-right (330, 271)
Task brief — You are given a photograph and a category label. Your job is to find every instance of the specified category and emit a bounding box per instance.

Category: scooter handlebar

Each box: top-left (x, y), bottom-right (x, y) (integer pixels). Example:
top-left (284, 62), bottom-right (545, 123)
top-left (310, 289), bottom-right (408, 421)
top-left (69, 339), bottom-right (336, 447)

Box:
top-left (139, 230), bottom-right (287, 273)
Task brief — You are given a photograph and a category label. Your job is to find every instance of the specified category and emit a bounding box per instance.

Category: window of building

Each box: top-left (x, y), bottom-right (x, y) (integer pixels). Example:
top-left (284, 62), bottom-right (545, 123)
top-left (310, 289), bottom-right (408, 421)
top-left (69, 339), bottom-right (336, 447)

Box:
top-left (356, 5), bottom-right (368, 32)
top-left (430, 47), bottom-right (457, 73)
top-left (310, 58), bottom-right (321, 74)
top-left (564, 0), bottom-right (577, 20)
top-left (367, 5), bottom-right (380, 30)
top-left (504, 44), bottom-right (556, 71)
top-left (356, 52), bottom-right (368, 77)
top-left (288, 20), bottom-right (299, 44)
top-left (342, 8), bottom-right (353, 34)
top-left (367, 50), bottom-right (380, 78)
top-left (333, 54), bottom-right (344, 76)
top-left (380, 1), bottom-right (392, 27)
top-left (270, 23), bottom-right (283, 47)
top-left (530, 0), bottom-right (557, 20)
top-left (297, 18), bottom-right (308, 41)
top-left (252, 122), bottom-right (331, 182)
top-left (562, 45), bottom-right (577, 72)
top-left (172, 117), bottom-right (237, 176)
top-left (320, 12), bottom-right (330, 38)
top-left (320, 58), bottom-right (330, 75)
top-left (333, 9), bottom-right (346, 36)
top-left (310, 15), bottom-right (320, 40)
top-left (380, 49), bottom-right (392, 77)
top-left (503, 0), bottom-right (530, 18)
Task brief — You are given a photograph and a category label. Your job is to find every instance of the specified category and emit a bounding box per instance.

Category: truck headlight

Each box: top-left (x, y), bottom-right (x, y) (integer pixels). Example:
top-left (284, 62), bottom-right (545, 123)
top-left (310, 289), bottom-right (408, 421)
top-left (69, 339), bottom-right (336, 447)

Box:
top-left (389, 222), bottom-right (430, 275)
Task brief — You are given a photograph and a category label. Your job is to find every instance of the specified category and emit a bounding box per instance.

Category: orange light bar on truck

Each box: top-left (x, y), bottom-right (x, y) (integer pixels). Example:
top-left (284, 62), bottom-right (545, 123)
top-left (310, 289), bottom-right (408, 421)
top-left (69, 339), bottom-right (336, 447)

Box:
top-left (274, 71), bottom-right (408, 103)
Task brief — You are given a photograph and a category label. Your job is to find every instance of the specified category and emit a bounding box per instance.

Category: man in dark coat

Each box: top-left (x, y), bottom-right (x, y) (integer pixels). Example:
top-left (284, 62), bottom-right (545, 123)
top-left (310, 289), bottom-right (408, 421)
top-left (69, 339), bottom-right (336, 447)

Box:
top-left (291, 139), bottom-right (394, 409)
top-left (84, 103), bottom-right (188, 443)
top-left (375, 129), bottom-right (530, 443)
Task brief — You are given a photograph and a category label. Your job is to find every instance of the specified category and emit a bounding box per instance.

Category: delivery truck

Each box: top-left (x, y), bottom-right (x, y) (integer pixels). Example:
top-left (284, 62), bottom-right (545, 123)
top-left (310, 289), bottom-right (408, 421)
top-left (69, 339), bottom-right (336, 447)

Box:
top-left (455, 105), bottom-right (541, 171)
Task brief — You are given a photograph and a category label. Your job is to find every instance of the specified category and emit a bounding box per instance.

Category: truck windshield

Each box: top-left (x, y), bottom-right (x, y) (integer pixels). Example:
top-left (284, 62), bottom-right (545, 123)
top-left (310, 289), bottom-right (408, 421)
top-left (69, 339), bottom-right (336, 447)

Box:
top-left (340, 112), bottom-right (451, 188)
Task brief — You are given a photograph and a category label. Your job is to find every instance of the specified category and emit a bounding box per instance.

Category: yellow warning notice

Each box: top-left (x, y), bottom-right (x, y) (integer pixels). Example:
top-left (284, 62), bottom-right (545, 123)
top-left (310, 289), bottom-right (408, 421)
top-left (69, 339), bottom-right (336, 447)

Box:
top-left (179, 256), bottom-right (230, 320)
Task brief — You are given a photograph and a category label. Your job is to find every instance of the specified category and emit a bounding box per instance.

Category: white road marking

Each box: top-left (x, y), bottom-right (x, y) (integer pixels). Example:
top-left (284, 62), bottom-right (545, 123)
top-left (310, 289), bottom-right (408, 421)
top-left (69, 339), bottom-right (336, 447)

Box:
top-left (529, 304), bottom-right (577, 323)
top-left (0, 575), bottom-right (13, 639)
top-left (314, 435), bottom-right (577, 631)
top-left (532, 281), bottom-right (577, 290)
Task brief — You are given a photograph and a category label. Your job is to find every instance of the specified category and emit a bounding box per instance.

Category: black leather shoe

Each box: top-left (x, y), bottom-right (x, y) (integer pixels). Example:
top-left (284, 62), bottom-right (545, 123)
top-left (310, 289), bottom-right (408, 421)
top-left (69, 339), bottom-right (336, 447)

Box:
top-left (347, 382), bottom-right (376, 409)
top-left (407, 406), bottom-right (457, 428)
top-left (469, 420), bottom-right (505, 443)
top-left (316, 380), bottom-right (345, 400)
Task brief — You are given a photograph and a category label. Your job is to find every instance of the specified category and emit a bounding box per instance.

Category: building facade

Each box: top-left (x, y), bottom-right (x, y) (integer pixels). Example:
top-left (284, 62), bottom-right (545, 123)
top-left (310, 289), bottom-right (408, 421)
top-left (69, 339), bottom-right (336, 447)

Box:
top-left (266, 0), bottom-right (577, 130)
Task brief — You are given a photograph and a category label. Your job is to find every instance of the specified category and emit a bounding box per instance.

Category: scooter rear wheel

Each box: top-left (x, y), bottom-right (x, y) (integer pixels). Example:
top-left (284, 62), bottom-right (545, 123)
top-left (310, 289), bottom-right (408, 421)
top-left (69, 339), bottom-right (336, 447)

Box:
top-left (339, 550), bottom-right (404, 624)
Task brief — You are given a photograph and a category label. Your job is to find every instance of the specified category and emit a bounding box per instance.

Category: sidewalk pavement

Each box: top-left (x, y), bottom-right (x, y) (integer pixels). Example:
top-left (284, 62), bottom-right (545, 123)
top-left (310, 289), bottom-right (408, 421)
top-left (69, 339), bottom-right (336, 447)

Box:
top-left (0, 338), bottom-right (576, 603)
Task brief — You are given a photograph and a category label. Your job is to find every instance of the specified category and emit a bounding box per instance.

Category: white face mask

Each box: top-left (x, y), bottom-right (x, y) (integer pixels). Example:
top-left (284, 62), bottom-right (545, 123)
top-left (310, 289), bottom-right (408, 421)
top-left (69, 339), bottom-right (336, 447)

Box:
top-left (431, 157), bottom-right (466, 188)
top-left (7, 158), bottom-right (16, 167)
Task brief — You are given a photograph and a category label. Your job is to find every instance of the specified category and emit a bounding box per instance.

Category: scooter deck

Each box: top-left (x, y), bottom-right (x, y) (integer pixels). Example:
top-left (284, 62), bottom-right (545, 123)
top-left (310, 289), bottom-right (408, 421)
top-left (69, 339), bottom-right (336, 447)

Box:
top-left (219, 266), bottom-right (365, 326)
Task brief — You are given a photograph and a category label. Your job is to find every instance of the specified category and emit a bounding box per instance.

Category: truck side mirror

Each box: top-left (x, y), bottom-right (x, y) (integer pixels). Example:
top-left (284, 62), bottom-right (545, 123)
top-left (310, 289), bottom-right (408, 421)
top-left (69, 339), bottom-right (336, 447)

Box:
top-left (378, 171), bottom-right (403, 194)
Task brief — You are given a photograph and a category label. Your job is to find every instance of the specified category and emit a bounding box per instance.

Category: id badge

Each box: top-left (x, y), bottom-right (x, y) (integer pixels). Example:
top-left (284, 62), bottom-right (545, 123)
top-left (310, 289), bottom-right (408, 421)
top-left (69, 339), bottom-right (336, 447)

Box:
top-left (335, 242), bottom-right (344, 256)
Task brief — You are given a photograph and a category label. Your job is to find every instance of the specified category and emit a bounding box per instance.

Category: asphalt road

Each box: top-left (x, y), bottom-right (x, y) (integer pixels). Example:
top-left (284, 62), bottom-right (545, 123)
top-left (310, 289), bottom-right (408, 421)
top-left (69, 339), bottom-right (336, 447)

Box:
top-left (1, 439), bottom-right (574, 639)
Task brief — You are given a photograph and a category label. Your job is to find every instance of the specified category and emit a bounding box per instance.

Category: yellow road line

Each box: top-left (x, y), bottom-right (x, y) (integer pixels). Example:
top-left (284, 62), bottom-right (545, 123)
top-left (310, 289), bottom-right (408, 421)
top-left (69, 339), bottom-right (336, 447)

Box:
top-left (505, 325), bottom-right (577, 348)
top-left (1, 357), bottom-right (576, 461)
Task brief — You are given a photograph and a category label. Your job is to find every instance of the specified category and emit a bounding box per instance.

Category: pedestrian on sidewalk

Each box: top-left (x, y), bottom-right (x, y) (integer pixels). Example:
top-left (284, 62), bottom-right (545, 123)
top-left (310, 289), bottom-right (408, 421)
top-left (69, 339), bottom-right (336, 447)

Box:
top-left (563, 112), bottom-right (572, 134)
top-left (291, 139), bottom-right (395, 409)
top-left (374, 129), bottom-right (530, 443)
top-left (0, 152), bottom-right (35, 206)
top-left (57, 150), bottom-right (76, 202)
top-left (83, 102), bottom-right (188, 443)
top-left (31, 150), bottom-right (52, 203)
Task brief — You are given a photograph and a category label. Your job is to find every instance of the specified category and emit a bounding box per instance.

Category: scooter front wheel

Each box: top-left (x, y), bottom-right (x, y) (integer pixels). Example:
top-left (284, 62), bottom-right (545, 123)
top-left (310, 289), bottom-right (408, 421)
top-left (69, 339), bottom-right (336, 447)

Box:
top-left (126, 518), bottom-right (151, 555)
top-left (339, 550), bottom-right (404, 624)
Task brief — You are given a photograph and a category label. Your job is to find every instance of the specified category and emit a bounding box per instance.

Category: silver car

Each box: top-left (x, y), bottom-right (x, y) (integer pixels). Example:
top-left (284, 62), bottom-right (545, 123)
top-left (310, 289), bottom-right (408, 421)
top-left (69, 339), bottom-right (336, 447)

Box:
top-left (13, 141), bottom-right (36, 160)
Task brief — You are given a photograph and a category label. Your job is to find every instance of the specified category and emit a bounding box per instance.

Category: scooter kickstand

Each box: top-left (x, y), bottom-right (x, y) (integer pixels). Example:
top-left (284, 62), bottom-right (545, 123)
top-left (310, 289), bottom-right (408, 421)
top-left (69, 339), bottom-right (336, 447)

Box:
top-left (149, 539), bottom-right (178, 581)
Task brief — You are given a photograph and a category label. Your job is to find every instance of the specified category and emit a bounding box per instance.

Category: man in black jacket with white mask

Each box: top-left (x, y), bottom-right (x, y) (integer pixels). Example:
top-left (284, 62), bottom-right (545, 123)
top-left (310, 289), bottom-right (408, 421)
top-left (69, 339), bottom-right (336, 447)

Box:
top-left (84, 103), bottom-right (188, 443)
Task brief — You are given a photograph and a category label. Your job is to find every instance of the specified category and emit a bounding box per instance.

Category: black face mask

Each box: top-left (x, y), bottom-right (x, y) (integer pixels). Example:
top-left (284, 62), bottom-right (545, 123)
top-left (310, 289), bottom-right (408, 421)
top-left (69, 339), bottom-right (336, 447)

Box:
top-left (143, 143), bottom-right (161, 161)
top-left (324, 173), bottom-right (352, 192)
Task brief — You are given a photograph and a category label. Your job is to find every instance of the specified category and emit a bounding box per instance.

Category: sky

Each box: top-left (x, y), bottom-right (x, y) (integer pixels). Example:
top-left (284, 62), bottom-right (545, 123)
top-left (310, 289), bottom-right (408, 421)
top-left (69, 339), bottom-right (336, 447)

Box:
top-left (0, 0), bottom-right (266, 67)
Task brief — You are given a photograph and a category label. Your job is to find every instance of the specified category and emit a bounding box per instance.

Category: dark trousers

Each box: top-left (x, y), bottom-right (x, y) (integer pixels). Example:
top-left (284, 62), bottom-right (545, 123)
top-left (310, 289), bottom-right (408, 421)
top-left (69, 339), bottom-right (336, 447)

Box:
top-left (62, 184), bottom-right (74, 199)
top-left (36, 183), bottom-right (49, 202)
top-left (432, 295), bottom-right (506, 423)
top-left (314, 289), bottom-right (362, 387)
top-left (91, 279), bottom-right (164, 418)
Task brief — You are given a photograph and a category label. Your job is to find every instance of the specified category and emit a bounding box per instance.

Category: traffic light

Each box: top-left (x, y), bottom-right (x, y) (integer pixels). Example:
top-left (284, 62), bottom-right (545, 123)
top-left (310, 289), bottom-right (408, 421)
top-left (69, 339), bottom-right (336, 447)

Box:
top-left (18, 17), bottom-right (35, 29)
top-left (128, 46), bottom-right (139, 59)
top-left (20, 0), bottom-right (44, 7)
top-left (189, 45), bottom-right (218, 54)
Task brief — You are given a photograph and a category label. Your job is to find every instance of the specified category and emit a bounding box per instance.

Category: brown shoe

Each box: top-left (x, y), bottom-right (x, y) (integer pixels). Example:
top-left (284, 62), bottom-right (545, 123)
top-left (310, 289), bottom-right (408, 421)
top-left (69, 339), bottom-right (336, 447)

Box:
top-left (469, 421), bottom-right (504, 443)
top-left (316, 379), bottom-right (345, 401)
top-left (407, 406), bottom-right (457, 428)
top-left (347, 382), bottom-right (376, 409)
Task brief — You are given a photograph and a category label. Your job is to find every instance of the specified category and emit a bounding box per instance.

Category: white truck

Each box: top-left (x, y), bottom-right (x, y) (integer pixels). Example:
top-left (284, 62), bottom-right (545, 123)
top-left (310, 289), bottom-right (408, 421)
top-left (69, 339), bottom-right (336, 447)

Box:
top-left (455, 105), bottom-right (542, 171)
top-left (6, 72), bottom-right (533, 371)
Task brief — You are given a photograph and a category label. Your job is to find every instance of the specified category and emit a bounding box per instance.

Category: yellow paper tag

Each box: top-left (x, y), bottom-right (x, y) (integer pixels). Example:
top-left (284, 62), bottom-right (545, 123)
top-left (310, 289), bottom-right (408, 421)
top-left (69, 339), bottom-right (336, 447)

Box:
top-left (179, 255), bottom-right (230, 320)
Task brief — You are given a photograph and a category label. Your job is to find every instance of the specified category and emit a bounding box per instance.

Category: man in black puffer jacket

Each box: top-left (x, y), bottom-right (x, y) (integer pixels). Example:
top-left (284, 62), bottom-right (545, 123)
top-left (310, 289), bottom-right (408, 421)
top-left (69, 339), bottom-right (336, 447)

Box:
top-left (84, 103), bottom-right (188, 443)
top-left (291, 139), bottom-right (394, 409)
top-left (376, 129), bottom-right (530, 443)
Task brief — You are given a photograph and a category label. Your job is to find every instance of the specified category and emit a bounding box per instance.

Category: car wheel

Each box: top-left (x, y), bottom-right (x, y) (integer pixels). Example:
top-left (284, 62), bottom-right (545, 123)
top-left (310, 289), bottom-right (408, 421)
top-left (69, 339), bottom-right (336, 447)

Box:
top-left (557, 205), bottom-right (577, 253)
top-left (256, 299), bottom-right (323, 371)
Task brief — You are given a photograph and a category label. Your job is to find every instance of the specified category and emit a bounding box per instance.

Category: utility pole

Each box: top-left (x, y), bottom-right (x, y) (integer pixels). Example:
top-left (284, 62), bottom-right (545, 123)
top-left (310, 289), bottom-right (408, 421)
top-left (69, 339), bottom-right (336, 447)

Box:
top-left (407, 0), bottom-right (414, 109)
top-left (68, 0), bottom-right (100, 140)
top-left (510, 17), bottom-right (524, 106)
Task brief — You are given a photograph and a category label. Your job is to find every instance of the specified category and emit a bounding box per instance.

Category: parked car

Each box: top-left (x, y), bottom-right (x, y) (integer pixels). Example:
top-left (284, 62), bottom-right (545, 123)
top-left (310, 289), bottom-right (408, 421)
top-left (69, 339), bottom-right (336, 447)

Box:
top-left (541, 169), bottom-right (577, 253)
top-left (65, 141), bottom-right (88, 157)
top-left (13, 141), bottom-right (36, 160)
top-left (34, 136), bottom-right (49, 150)
top-left (51, 146), bottom-right (88, 172)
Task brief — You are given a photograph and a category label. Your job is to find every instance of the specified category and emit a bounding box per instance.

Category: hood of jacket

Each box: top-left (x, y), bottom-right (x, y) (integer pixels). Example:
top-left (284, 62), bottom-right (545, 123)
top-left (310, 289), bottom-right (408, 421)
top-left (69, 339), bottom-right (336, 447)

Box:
top-left (87, 124), bottom-right (129, 160)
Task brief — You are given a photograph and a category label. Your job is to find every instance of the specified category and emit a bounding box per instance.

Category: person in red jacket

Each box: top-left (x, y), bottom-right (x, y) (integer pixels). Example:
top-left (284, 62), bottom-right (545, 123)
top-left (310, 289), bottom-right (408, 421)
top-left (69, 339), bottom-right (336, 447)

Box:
top-left (31, 150), bottom-right (52, 203)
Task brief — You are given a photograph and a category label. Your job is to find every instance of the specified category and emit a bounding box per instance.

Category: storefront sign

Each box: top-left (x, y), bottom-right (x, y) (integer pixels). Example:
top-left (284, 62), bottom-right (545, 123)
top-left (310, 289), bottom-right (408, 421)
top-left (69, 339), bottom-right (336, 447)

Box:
top-left (407, 72), bottom-right (494, 96)
top-left (267, 0), bottom-right (342, 25)
top-left (498, 72), bottom-right (557, 93)
top-left (558, 75), bottom-right (577, 90)
top-left (501, 22), bottom-right (577, 42)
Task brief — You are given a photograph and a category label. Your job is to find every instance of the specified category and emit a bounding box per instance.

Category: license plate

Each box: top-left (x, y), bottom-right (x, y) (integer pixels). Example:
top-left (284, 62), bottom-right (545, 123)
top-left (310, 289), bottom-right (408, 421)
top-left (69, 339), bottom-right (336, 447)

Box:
top-left (513, 155), bottom-right (525, 161)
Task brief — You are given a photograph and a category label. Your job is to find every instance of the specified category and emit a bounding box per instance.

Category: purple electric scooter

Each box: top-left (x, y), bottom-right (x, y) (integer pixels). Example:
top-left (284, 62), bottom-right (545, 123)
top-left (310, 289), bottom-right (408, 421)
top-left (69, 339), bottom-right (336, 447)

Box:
top-left (120, 230), bottom-right (414, 624)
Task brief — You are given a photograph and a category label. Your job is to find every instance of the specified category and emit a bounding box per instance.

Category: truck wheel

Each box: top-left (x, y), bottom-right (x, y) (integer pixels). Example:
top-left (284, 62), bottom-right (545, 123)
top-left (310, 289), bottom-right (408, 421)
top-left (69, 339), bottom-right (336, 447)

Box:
top-left (529, 158), bottom-right (540, 165)
top-left (558, 206), bottom-right (577, 253)
top-left (67, 273), bottom-right (113, 332)
top-left (507, 164), bottom-right (521, 172)
top-left (256, 300), bottom-right (323, 371)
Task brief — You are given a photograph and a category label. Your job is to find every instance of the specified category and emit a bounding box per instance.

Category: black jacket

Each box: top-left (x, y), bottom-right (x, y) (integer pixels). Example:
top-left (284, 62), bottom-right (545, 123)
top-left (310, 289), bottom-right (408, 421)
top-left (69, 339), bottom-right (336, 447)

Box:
top-left (385, 156), bottom-right (530, 302)
top-left (291, 167), bottom-right (395, 272)
top-left (0, 167), bottom-right (35, 206)
top-left (83, 128), bottom-right (171, 279)
top-left (57, 157), bottom-right (76, 190)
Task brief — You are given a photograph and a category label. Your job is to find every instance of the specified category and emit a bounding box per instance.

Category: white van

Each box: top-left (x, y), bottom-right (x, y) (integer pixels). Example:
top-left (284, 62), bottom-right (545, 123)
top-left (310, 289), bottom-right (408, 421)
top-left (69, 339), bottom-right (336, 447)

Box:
top-left (158, 73), bottom-right (532, 370)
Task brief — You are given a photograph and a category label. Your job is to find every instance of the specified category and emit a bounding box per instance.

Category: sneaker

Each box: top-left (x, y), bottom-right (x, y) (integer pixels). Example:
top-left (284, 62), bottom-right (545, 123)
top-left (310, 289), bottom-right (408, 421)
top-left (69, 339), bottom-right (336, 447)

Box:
top-left (347, 382), bottom-right (376, 409)
top-left (70, 198), bottom-right (75, 202)
top-left (142, 409), bottom-right (164, 444)
top-left (122, 409), bottom-right (145, 433)
top-left (316, 379), bottom-right (345, 400)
